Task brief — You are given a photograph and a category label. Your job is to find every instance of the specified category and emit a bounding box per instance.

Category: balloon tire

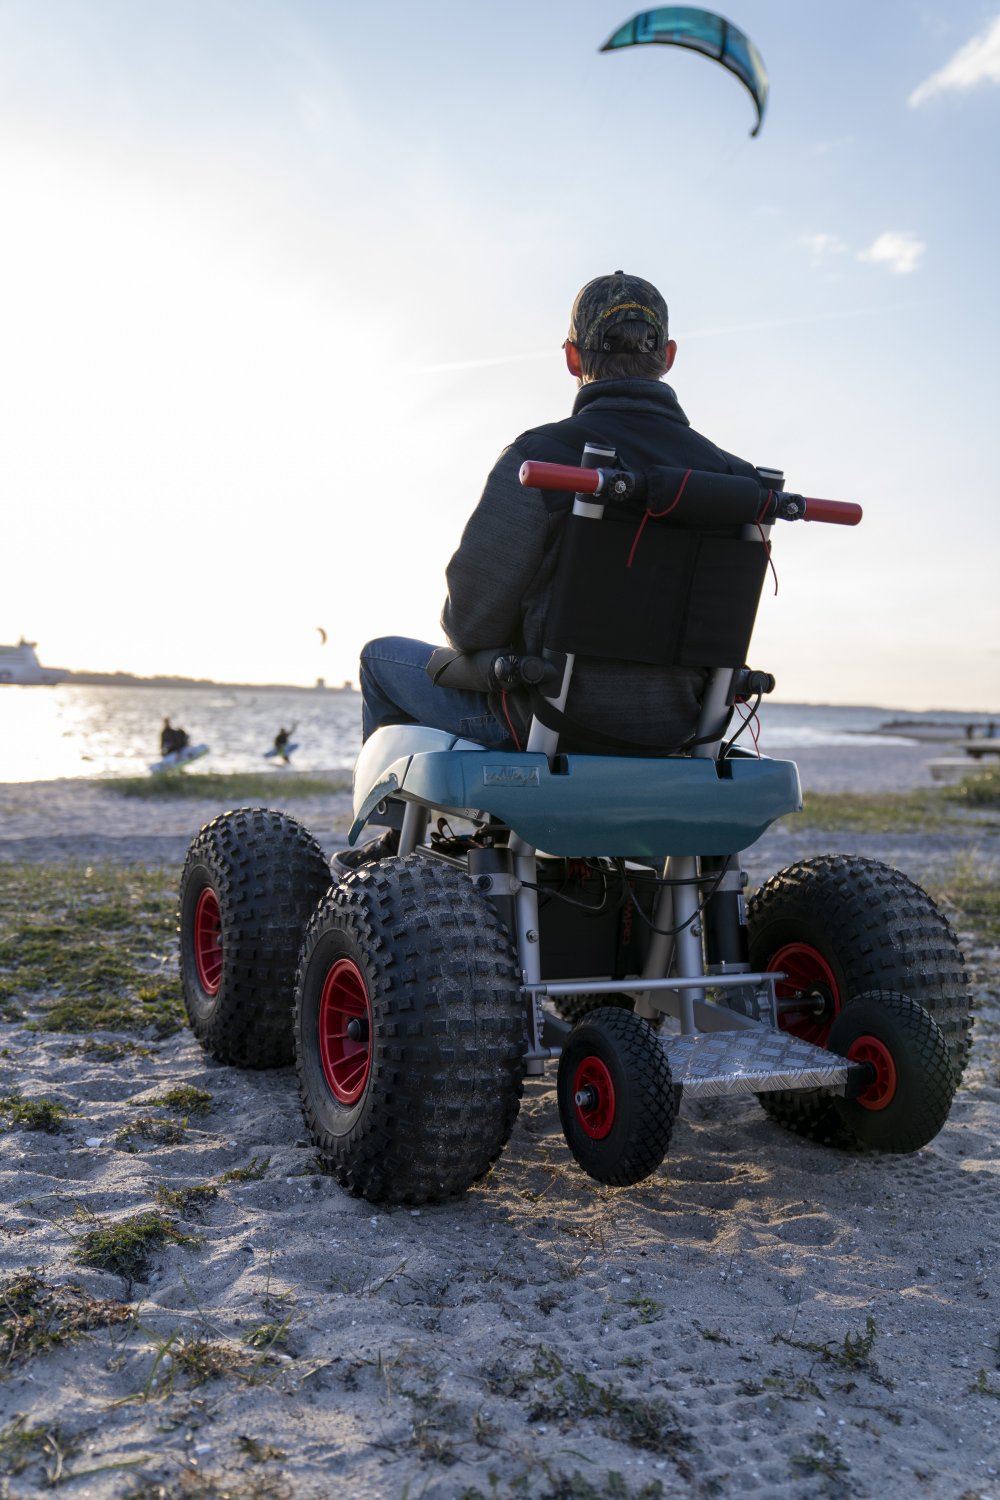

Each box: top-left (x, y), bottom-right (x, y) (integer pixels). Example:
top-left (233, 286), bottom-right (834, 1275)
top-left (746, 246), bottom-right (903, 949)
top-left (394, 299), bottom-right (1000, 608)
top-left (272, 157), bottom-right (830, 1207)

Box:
top-left (179, 807), bottom-right (331, 1068)
top-left (557, 1007), bottom-right (674, 1186)
top-left (747, 854), bottom-right (970, 1146)
top-left (294, 856), bottom-right (526, 1206)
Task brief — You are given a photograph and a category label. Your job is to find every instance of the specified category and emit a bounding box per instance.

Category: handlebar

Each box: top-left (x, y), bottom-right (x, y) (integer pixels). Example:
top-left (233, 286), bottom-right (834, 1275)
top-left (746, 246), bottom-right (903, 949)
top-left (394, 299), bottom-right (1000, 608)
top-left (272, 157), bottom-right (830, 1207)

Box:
top-left (518, 460), bottom-right (863, 527)
top-left (520, 461), bottom-right (604, 495)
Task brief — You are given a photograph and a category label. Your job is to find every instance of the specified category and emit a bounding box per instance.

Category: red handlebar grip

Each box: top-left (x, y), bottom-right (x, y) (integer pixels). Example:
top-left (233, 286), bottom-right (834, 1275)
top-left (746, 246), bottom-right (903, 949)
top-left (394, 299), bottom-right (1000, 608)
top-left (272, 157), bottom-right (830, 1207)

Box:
top-left (802, 498), bottom-right (863, 526)
top-left (519, 460), bottom-right (601, 494)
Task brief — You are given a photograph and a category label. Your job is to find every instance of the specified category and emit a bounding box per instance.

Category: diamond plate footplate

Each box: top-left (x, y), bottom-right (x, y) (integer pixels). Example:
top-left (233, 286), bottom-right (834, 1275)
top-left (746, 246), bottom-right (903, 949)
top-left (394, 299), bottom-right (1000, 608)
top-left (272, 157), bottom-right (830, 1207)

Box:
top-left (663, 1029), bottom-right (853, 1098)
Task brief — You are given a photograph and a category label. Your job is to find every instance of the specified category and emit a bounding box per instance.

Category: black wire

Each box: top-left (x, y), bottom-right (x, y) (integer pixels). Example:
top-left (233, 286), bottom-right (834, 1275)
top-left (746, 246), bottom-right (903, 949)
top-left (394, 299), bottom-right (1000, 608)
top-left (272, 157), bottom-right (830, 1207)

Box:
top-left (639, 868), bottom-right (721, 888)
top-left (615, 857), bottom-right (730, 939)
top-left (520, 858), bottom-right (630, 916)
top-left (721, 693), bottom-right (762, 759)
top-left (504, 845), bottom-right (732, 936)
top-left (519, 875), bottom-right (611, 915)
top-left (521, 855), bottom-right (724, 926)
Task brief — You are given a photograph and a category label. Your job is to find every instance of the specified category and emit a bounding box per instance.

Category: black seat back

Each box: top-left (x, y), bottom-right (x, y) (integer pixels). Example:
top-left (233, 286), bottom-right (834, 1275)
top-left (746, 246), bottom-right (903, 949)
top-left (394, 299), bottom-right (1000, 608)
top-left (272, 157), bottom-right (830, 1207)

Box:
top-left (544, 503), bottom-right (769, 671)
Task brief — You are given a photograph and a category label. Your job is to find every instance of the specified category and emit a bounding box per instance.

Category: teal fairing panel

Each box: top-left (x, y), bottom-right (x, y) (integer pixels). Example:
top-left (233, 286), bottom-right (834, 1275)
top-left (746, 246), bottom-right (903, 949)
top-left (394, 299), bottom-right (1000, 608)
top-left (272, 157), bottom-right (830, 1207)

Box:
top-left (351, 741), bottom-right (801, 857)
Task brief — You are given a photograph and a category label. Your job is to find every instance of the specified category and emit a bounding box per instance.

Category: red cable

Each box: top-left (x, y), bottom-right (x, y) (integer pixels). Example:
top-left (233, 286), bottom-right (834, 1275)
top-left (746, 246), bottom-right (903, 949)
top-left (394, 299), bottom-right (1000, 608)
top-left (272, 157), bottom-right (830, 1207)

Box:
top-left (755, 488), bottom-right (774, 524)
top-left (733, 698), bottom-right (762, 757)
top-left (627, 468), bottom-right (693, 569)
top-left (500, 690), bottom-right (522, 751)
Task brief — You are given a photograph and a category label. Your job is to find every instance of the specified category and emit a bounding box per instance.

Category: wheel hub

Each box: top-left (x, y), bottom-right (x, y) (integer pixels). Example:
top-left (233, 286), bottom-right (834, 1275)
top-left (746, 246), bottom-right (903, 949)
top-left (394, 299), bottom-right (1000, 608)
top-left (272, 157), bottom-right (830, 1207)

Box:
top-left (768, 942), bottom-right (840, 1046)
top-left (846, 1034), bottom-right (897, 1111)
top-left (193, 887), bottom-right (223, 996)
top-left (318, 958), bottom-right (373, 1106)
top-left (572, 1057), bottom-right (616, 1140)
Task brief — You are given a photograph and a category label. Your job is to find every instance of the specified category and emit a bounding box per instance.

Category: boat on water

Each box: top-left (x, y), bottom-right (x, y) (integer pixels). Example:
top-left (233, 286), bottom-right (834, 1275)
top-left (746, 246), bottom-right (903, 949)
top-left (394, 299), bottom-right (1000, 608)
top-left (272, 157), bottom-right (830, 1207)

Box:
top-left (0, 639), bottom-right (68, 685)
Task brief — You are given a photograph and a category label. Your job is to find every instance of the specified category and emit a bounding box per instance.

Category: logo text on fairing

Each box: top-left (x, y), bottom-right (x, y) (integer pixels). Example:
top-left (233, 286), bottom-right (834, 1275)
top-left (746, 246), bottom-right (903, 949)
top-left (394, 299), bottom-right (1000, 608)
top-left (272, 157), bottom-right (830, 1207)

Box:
top-left (483, 766), bottom-right (540, 787)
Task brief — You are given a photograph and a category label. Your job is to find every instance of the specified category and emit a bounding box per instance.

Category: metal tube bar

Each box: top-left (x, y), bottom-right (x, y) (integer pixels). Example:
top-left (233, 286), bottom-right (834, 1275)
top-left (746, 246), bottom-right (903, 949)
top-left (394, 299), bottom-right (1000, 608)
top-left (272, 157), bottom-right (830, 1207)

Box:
top-left (398, 802), bottom-right (428, 856)
top-left (665, 855), bottom-right (705, 1032)
top-left (638, 881), bottom-right (675, 996)
top-left (512, 850), bottom-right (545, 1075)
top-left (514, 441), bottom-right (615, 781)
top-left (526, 971), bottom-right (781, 997)
top-left (691, 666), bottom-right (737, 759)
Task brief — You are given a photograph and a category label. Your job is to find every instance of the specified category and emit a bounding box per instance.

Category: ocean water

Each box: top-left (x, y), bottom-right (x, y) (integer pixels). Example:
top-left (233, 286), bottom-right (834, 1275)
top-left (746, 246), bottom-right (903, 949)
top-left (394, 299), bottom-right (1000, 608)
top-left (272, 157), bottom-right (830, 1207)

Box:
top-left (0, 684), bottom-right (363, 783)
top-left (0, 683), bottom-right (993, 784)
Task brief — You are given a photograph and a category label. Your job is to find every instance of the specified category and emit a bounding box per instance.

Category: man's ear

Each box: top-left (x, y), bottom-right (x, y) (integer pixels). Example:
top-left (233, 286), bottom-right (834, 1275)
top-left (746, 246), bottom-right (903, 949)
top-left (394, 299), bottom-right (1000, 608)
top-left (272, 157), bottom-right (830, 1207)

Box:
top-left (564, 340), bottom-right (582, 377)
top-left (664, 338), bottom-right (677, 373)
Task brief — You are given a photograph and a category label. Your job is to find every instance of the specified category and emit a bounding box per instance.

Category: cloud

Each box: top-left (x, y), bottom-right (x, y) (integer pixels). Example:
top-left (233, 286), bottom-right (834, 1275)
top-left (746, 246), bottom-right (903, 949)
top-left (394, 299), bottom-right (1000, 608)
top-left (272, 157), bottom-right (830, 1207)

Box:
top-left (857, 231), bottom-right (926, 275)
top-left (799, 232), bottom-right (850, 270)
top-left (909, 14), bottom-right (1000, 106)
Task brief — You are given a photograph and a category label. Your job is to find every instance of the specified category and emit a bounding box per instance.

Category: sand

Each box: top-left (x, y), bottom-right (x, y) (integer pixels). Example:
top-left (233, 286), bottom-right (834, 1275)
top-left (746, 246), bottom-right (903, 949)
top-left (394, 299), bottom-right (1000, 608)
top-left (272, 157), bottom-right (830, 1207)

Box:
top-left (1, 748), bottom-right (999, 1498)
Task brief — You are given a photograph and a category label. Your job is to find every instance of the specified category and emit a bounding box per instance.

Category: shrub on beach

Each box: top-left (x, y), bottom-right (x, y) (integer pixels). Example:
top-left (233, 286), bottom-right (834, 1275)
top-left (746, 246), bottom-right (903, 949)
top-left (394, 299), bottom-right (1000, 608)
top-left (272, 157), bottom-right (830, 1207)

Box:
top-left (947, 766), bottom-right (1000, 807)
top-left (0, 865), bottom-right (184, 1038)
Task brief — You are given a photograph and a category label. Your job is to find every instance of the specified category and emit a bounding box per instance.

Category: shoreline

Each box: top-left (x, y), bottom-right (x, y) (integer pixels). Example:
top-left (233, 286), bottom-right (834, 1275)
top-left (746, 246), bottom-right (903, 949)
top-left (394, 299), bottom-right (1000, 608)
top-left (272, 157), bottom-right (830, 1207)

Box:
top-left (2, 743), bottom-right (994, 884)
top-left (0, 740), bottom-right (964, 793)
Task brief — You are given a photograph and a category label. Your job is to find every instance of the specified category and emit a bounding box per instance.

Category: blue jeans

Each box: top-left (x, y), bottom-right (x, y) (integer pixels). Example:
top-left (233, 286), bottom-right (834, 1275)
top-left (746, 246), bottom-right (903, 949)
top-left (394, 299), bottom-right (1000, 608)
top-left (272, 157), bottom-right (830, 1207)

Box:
top-left (359, 636), bottom-right (516, 747)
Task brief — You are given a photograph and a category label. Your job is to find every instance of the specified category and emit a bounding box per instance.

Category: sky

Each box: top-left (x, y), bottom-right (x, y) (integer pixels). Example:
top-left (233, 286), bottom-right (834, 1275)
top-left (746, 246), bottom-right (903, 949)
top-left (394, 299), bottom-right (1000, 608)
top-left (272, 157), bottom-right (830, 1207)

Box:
top-left (1, 0), bottom-right (998, 710)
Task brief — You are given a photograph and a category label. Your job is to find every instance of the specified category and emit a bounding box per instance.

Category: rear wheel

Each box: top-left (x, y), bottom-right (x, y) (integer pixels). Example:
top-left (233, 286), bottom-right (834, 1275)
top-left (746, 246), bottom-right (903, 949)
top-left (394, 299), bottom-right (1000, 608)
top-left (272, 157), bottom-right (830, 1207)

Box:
top-left (294, 856), bottom-right (526, 1205)
top-left (179, 808), bottom-right (331, 1068)
top-left (747, 855), bottom-right (970, 1144)
top-left (829, 990), bottom-right (955, 1151)
top-left (557, 1008), bottom-right (674, 1186)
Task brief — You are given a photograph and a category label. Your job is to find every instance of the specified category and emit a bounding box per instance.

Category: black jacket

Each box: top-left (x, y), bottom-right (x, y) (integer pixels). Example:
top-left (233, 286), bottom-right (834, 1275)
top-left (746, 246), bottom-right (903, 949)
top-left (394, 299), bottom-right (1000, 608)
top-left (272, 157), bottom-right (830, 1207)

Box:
top-left (441, 378), bottom-right (760, 749)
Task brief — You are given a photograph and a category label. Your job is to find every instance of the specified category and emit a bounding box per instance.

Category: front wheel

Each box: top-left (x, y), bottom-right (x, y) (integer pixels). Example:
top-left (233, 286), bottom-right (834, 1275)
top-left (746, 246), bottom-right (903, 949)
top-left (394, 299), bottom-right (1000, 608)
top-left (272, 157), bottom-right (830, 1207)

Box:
top-left (557, 1008), bottom-right (674, 1186)
top-left (830, 990), bottom-right (956, 1152)
top-left (747, 855), bottom-right (971, 1144)
top-left (294, 856), bottom-right (526, 1205)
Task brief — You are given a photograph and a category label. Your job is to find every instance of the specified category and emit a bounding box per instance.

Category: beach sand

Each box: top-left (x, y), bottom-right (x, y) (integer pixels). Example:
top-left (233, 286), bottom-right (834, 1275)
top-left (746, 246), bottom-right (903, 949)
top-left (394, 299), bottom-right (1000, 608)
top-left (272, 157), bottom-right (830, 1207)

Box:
top-left (1, 746), bottom-right (999, 1498)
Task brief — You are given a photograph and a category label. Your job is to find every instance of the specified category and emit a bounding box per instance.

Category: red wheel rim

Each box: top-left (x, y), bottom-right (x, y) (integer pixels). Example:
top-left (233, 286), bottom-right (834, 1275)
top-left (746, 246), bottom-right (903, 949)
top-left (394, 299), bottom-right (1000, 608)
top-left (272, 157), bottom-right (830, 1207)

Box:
top-left (572, 1056), bottom-right (616, 1140)
top-left (846, 1035), bottom-right (897, 1111)
top-left (193, 888), bottom-right (223, 996)
top-left (768, 942), bottom-right (840, 1047)
top-left (318, 958), bottom-right (372, 1106)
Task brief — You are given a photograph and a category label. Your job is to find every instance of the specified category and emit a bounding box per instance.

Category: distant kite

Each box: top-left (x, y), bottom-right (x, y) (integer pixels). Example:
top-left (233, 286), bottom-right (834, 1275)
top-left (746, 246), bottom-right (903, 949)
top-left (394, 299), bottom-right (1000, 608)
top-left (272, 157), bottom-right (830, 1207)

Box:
top-left (600, 7), bottom-right (769, 136)
top-left (316, 627), bottom-right (328, 646)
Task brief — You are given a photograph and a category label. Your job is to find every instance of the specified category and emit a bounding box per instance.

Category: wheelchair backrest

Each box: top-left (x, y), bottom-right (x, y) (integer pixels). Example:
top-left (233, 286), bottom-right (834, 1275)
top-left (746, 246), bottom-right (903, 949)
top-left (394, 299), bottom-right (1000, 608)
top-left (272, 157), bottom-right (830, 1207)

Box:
top-left (522, 444), bottom-right (776, 758)
top-left (544, 478), bottom-right (770, 672)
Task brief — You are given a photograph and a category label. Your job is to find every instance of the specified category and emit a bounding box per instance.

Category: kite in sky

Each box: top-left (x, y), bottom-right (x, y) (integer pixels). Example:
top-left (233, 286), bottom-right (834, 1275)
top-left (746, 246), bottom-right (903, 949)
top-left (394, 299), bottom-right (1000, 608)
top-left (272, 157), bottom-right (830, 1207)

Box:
top-left (600, 7), bottom-right (769, 136)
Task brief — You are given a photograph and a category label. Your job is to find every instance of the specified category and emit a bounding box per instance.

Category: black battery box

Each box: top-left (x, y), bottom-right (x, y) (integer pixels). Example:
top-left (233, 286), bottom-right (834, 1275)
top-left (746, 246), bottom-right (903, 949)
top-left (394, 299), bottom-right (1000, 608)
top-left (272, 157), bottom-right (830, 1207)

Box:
top-left (535, 858), bottom-right (658, 981)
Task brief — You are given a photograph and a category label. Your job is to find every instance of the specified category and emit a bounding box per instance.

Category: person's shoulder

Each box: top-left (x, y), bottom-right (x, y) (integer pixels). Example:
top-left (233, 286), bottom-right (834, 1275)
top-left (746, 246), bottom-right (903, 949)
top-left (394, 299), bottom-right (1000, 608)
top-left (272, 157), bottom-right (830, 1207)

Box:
top-left (476, 443), bottom-right (546, 508)
top-left (512, 415), bottom-right (597, 465)
top-left (682, 421), bottom-right (760, 478)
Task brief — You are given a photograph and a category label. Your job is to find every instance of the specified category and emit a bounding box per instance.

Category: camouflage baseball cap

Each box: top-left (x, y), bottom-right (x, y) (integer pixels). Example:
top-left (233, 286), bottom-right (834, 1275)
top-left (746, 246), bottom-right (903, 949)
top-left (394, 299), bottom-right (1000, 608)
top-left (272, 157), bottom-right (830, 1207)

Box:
top-left (567, 271), bottom-right (669, 352)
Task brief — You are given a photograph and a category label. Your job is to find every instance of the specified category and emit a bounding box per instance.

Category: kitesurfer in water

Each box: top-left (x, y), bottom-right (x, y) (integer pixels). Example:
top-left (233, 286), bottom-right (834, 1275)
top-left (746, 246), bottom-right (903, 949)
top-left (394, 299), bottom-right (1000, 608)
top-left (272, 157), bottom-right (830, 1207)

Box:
top-left (160, 718), bottom-right (190, 757)
top-left (273, 724), bottom-right (297, 761)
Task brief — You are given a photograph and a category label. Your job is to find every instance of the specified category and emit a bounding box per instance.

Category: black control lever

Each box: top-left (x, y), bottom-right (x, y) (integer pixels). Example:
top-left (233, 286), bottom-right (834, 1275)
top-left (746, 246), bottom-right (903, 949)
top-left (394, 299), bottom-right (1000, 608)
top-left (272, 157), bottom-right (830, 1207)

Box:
top-left (491, 655), bottom-right (563, 693)
top-left (734, 668), bottom-right (776, 697)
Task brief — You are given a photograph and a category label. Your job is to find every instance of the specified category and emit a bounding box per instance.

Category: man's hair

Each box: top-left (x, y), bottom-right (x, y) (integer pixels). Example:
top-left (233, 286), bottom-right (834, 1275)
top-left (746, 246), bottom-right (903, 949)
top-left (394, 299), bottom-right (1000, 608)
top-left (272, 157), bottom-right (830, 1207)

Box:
top-left (577, 319), bottom-right (669, 382)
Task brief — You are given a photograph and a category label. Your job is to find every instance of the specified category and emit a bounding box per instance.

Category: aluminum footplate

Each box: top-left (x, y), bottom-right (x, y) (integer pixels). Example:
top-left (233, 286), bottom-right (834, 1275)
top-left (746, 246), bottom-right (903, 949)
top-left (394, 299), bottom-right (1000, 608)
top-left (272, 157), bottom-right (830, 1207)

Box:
top-left (663, 1029), bottom-right (853, 1098)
